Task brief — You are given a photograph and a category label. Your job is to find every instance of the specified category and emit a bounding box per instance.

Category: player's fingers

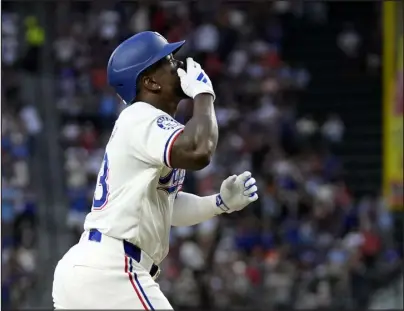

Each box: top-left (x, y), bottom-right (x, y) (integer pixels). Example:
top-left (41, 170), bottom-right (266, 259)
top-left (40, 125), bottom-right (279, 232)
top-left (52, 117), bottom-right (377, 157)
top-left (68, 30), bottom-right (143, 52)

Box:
top-left (244, 185), bottom-right (258, 196)
top-left (189, 58), bottom-right (202, 71)
top-left (238, 171), bottom-right (252, 184)
top-left (194, 62), bottom-right (202, 70)
top-left (225, 175), bottom-right (237, 185)
top-left (244, 177), bottom-right (256, 189)
top-left (248, 193), bottom-right (259, 202)
top-left (177, 68), bottom-right (186, 77)
top-left (186, 57), bottom-right (195, 69)
top-left (222, 175), bottom-right (237, 190)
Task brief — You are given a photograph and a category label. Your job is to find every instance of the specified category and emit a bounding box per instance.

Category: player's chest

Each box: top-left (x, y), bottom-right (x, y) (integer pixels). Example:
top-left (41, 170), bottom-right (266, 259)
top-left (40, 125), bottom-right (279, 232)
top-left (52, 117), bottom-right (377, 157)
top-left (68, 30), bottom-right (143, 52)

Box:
top-left (157, 168), bottom-right (186, 195)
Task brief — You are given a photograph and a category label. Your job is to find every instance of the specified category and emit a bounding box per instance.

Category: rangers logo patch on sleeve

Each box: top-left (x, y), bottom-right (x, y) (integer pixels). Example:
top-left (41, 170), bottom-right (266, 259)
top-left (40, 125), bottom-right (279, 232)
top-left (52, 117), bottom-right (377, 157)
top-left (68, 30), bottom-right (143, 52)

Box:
top-left (156, 116), bottom-right (182, 130)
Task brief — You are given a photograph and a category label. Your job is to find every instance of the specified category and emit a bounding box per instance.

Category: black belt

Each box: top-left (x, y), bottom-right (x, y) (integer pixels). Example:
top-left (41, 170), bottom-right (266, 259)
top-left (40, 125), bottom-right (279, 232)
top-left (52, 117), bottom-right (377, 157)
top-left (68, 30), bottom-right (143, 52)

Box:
top-left (88, 229), bottom-right (159, 278)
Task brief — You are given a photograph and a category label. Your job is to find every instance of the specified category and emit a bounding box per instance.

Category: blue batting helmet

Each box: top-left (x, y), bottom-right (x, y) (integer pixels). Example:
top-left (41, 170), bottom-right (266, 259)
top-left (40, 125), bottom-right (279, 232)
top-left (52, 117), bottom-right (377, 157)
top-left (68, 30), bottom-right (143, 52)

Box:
top-left (107, 31), bottom-right (185, 105)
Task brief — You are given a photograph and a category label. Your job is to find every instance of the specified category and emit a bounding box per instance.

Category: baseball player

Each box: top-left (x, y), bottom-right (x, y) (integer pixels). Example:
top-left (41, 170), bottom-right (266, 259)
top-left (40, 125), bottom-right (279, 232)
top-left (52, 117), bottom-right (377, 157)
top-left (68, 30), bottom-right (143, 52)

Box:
top-left (52, 31), bottom-right (259, 310)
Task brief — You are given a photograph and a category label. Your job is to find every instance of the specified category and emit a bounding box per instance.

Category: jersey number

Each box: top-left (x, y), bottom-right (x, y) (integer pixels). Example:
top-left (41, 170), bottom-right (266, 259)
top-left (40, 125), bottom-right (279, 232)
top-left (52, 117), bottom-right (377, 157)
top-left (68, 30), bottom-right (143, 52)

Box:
top-left (92, 153), bottom-right (110, 210)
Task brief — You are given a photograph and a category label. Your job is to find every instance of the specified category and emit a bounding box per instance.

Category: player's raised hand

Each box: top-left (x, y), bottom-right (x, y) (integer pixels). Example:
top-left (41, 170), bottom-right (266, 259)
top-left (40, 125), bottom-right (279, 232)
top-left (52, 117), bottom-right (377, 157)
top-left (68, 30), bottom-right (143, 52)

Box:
top-left (177, 58), bottom-right (215, 100)
top-left (216, 171), bottom-right (259, 214)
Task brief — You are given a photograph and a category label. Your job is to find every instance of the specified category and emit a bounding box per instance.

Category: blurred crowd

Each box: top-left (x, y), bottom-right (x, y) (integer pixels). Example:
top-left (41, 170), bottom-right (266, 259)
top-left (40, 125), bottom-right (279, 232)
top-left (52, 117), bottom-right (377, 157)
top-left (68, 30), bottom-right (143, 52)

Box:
top-left (2, 8), bottom-right (44, 308)
top-left (2, 1), bottom-right (402, 309)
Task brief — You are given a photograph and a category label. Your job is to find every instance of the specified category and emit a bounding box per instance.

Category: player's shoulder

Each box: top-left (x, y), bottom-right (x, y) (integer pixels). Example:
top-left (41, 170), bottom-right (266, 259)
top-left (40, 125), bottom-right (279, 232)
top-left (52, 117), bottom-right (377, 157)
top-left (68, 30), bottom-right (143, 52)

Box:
top-left (119, 101), bottom-right (157, 120)
top-left (118, 101), bottom-right (183, 130)
top-left (119, 101), bottom-right (164, 121)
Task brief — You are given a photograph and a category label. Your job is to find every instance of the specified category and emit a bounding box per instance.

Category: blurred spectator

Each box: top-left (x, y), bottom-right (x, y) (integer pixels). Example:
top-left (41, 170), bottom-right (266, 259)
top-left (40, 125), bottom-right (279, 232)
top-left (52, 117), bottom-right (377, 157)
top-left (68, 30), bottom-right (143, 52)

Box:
top-left (296, 115), bottom-right (319, 138)
top-left (322, 114), bottom-right (345, 145)
top-left (2, 12), bottom-right (20, 67)
top-left (337, 22), bottom-right (361, 58)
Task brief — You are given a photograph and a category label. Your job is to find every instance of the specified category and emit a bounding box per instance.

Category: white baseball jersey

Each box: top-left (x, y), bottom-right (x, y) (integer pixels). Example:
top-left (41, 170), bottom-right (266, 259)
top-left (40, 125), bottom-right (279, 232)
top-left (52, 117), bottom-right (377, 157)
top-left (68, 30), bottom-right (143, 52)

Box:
top-left (83, 101), bottom-right (186, 264)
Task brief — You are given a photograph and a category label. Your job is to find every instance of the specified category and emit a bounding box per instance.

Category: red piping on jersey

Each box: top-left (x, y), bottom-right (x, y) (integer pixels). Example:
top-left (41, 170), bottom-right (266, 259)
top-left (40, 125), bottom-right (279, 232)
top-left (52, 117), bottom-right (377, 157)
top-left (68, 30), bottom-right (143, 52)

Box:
top-left (166, 128), bottom-right (184, 167)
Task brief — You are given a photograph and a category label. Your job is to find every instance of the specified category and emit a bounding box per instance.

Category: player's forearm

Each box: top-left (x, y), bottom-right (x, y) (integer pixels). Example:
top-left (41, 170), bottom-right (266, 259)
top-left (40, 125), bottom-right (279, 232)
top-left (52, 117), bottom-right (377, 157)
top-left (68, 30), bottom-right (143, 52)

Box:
top-left (193, 94), bottom-right (219, 155)
top-left (171, 95), bottom-right (218, 170)
top-left (171, 192), bottom-right (223, 227)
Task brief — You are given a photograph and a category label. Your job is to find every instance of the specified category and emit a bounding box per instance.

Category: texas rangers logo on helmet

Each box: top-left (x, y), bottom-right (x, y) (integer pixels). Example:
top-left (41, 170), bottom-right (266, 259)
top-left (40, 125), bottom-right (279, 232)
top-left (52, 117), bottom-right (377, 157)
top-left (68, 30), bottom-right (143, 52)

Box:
top-left (156, 116), bottom-right (182, 130)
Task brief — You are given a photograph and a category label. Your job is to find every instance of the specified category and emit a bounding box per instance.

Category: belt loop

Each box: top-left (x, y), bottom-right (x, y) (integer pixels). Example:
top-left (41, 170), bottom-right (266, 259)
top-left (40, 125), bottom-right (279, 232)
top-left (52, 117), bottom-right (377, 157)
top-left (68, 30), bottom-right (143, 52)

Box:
top-left (152, 266), bottom-right (161, 280)
top-left (123, 240), bottom-right (141, 262)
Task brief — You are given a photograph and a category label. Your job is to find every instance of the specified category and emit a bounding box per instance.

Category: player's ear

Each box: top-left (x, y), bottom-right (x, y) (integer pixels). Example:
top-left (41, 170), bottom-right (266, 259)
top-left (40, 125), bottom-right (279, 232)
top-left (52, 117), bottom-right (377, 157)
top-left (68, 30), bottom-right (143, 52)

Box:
top-left (142, 76), bottom-right (162, 93)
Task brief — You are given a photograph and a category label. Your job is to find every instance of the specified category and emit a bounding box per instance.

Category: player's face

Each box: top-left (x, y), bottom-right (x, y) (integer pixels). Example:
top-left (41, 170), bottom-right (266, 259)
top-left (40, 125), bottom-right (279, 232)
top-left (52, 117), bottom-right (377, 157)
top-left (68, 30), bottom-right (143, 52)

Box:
top-left (156, 54), bottom-right (187, 100)
top-left (141, 54), bottom-right (187, 115)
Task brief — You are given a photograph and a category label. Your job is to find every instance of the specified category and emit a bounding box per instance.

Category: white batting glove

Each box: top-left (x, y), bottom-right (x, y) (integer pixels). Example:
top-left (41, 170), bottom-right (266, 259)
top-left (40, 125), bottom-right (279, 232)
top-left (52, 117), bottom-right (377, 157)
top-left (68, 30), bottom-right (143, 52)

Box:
top-left (177, 58), bottom-right (216, 100)
top-left (215, 171), bottom-right (259, 214)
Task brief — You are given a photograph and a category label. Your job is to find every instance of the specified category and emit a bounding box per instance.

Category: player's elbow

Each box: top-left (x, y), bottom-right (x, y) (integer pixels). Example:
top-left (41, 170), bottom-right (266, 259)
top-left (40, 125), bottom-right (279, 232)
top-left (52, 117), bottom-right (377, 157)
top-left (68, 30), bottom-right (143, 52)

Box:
top-left (170, 145), bottom-right (213, 170)
top-left (182, 150), bottom-right (212, 170)
top-left (192, 151), bottom-right (212, 170)
top-left (190, 140), bottom-right (216, 170)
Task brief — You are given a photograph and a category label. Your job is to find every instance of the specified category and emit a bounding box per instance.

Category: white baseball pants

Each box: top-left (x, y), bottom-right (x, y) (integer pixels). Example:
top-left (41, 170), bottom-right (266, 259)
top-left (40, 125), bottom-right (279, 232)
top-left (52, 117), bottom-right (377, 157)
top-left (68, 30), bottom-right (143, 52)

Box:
top-left (52, 230), bottom-right (173, 310)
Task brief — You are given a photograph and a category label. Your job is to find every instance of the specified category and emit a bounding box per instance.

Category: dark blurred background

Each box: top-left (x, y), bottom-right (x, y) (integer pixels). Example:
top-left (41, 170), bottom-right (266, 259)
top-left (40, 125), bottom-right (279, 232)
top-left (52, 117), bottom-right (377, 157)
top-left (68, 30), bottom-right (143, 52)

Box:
top-left (1, 1), bottom-right (403, 310)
